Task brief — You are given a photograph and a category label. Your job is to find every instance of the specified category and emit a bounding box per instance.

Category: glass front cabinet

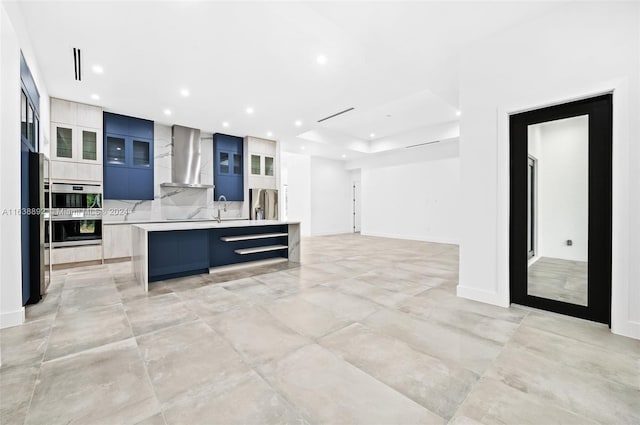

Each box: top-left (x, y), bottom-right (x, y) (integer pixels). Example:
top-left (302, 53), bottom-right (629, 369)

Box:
top-left (213, 133), bottom-right (244, 201)
top-left (103, 112), bottom-right (154, 200)
top-left (51, 123), bottom-right (102, 164)
top-left (50, 98), bottom-right (103, 165)
top-left (250, 154), bottom-right (275, 177)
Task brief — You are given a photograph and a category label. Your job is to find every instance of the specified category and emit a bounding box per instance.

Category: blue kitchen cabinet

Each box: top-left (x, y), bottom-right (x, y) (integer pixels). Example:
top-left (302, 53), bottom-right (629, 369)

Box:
top-left (209, 225), bottom-right (288, 267)
top-left (104, 112), bottom-right (154, 200)
top-left (213, 133), bottom-right (243, 201)
top-left (128, 168), bottom-right (154, 200)
top-left (148, 230), bottom-right (210, 281)
top-left (104, 167), bottom-right (130, 199)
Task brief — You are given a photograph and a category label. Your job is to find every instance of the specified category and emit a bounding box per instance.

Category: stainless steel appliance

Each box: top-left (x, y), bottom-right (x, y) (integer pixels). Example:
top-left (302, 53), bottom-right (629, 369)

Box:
top-left (160, 125), bottom-right (214, 189)
top-left (45, 183), bottom-right (102, 210)
top-left (46, 219), bottom-right (102, 247)
top-left (45, 182), bottom-right (102, 247)
top-left (25, 152), bottom-right (50, 303)
top-left (250, 189), bottom-right (278, 220)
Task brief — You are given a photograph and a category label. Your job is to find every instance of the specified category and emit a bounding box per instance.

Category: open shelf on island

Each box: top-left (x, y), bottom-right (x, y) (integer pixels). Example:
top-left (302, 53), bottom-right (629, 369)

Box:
top-left (221, 232), bottom-right (288, 242)
top-left (234, 245), bottom-right (289, 255)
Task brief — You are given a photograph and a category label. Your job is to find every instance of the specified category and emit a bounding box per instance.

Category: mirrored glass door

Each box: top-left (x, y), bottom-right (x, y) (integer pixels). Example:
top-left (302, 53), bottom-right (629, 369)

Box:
top-left (509, 94), bottom-right (612, 324)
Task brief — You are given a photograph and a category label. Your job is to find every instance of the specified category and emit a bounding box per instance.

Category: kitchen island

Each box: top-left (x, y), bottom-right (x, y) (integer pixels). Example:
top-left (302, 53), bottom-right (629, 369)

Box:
top-left (131, 220), bottom-right (300, 291)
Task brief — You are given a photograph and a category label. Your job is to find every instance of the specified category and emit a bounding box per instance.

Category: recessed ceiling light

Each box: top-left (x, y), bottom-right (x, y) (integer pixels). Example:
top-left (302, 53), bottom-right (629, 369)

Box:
top-left (91, 94), bottom-right (100, 100)
top-left (246, 107), bottom-right (254, 114)
top-left (341, 154), bottom-right (347, 158)
top-left (267, 131), bottom-right (273, 137)
top-left (91, 65), bottom-right (104, 74)
top-left (295, 120), bottom-right (302, 127)
top-left (300, 146), bottom-right (306, 150)
top-left (369, 133), bottom-right (375, 138)
top-left (316, 55), bottom-right (327, 65)
top-left (222, 121), bottom-right (229, 128)
top-left (456, 110), bottom-right (461, 116)
top-left (163, 109), bottom-right (172, 116)
top-left (180, 89), bottom-right (190, 97)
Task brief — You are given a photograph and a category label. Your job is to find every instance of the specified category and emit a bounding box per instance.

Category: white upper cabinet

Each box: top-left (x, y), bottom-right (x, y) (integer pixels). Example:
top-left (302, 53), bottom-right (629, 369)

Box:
top-left (50, 98), bottom-right (103, 182)
top-left (247, 136), bottom-right (278, 190)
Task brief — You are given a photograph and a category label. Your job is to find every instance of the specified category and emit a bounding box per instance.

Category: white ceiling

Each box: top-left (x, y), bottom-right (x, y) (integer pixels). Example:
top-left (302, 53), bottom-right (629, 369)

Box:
top-left (17, 1), bottom-right (563, 160)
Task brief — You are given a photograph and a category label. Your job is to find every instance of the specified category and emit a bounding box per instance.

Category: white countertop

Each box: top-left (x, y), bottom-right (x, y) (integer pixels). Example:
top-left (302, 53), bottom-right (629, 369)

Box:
top-left (103, 218), bottom-right (249, 225)
top-left (133, 220), bottom-right (299, 232)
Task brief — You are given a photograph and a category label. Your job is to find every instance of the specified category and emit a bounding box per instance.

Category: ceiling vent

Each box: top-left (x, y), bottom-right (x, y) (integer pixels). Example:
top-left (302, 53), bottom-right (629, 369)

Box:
top-left (405, 140), bottom-right (441, 149)
top-left (317, 107), bottom-right (355, 123)
top-left (73, 48), bottom-right (82, 81)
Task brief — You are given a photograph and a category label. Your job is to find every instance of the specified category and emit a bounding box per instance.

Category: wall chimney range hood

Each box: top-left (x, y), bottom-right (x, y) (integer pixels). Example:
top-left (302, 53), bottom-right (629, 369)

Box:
top-left (160, 125), bottom-right (214, 189)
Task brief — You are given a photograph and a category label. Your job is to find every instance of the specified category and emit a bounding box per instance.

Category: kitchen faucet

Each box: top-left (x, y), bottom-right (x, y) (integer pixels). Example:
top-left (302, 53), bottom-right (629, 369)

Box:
top-left (216, 195), bottom-right (227, 223)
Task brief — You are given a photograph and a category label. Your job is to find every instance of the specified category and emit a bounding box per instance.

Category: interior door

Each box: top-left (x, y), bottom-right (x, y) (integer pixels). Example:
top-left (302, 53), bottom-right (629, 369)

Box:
top-left (509, 94), bottom-right (612, 324)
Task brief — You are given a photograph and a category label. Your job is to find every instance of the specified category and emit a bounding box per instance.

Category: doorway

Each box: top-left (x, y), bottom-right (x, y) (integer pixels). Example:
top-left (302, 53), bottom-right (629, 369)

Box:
top-left (509, 94), bottom-right (612, 324)
top-left (352, 181), bottom-right (361, 233)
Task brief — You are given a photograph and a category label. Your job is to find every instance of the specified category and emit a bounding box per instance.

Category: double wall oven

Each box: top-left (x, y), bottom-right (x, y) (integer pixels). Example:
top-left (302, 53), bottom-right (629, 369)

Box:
top-left (45, 183), bottom-right (102, 247)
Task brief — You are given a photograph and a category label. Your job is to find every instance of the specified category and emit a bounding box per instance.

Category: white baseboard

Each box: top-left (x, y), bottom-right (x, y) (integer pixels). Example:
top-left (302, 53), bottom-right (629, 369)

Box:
top-left (0, 307), bottom-right (25, 329)
top-left (309, 230), bottom-right (353, 237)
top-left (612, 319), bottom-right (640, 340)
top-left (456, 285), bottom-right (509, 308)
top-left (361, 231), bottom-right (459, 246)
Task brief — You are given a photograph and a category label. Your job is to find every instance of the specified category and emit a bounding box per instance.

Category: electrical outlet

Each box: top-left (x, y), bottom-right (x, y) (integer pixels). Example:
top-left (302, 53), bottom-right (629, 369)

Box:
top-left (566, 239), bottom-right (573, 246)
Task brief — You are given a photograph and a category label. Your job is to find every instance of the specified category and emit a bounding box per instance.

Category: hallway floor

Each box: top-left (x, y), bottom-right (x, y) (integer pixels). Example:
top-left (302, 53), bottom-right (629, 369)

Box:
top-left (1, 234), bottom-right (638, 425)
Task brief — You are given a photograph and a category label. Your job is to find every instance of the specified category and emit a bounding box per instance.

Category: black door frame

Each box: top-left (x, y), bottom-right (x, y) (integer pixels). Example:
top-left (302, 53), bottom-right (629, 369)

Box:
top-left (509, 94), bottom-right (612, 325)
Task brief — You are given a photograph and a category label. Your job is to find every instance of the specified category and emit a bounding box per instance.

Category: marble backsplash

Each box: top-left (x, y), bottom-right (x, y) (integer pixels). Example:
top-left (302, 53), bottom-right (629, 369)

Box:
top-left (103, 123), bottom-right (247, 223)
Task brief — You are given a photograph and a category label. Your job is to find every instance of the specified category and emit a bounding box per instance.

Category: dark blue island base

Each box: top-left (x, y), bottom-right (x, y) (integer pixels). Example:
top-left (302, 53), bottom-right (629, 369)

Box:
top-left (131, 221), bottom-right (300, 291)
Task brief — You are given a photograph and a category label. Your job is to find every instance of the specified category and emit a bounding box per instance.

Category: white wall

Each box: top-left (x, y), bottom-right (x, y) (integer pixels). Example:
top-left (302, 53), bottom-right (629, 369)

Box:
top-left (281, 152), bottom-right (311, 236)
top-left (458, 2), bottom-right (640, 338)
top-left (531, 116), bottom-right (589, 262)
top-left (0, 2), bottom-right (50, 329)
top-left (309, 157), bottom-right (353, 236)
top-left (361, 158), bottom-right (460, 244)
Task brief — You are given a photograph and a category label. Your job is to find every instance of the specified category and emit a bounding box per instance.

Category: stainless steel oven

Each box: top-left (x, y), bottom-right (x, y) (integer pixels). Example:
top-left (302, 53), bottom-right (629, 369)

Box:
top-left (45, 183), bottom-right (102, 247)
top-left (45, 183), bottom-right (102, 210)
top-left (45, 218), bottom-right (102, 247)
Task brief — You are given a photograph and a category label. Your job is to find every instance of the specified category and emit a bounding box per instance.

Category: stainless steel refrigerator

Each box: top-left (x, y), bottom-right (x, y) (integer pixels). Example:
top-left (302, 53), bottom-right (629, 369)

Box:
top-left (250, 189), bottom-right (278, 220)
top-left (25, 152), bottom-right (49, 304)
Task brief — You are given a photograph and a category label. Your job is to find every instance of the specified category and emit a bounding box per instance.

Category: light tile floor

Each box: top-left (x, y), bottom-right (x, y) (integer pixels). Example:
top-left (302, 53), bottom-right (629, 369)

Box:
top-left (528, 257), bottom-right (588, 306)
top-left (1, 234), bottom-right (638, 425)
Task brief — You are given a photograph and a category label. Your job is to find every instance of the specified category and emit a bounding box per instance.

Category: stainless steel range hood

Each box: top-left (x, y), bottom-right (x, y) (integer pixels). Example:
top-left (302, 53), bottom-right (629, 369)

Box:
top-left (160, 125), bottom-right (214, 189)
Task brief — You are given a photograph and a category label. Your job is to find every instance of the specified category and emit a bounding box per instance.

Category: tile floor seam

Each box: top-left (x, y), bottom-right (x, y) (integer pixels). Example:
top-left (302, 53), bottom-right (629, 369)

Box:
top-left (277, 340), bottom-right (447, 424)
top-left (373, 299), bottom-right (510, 350)
top-left (12, 236), bottom-right (638, 425)
top-left (521, 311), bottom-right (635, 350)
top-left (313, 327), bottom-right (451, 422)
top-left (518, 319), bottom-right (640, 359)
top-left (500, 335), bottom-right (640, 392)
top-left (121, 300), bottom-right (168, 425)
top-left (193, 308), bottom-right (318, 425)
top-left (22, 283), bottom-right (63, 425)
top-left (445, 309), bottom-right (532, 424)
top-left (264, 299), bottom-right (357, 343)
top-left (127, 313), bottom-right (201, 340)
top-left (446, 309), bottom-right (608, 425)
